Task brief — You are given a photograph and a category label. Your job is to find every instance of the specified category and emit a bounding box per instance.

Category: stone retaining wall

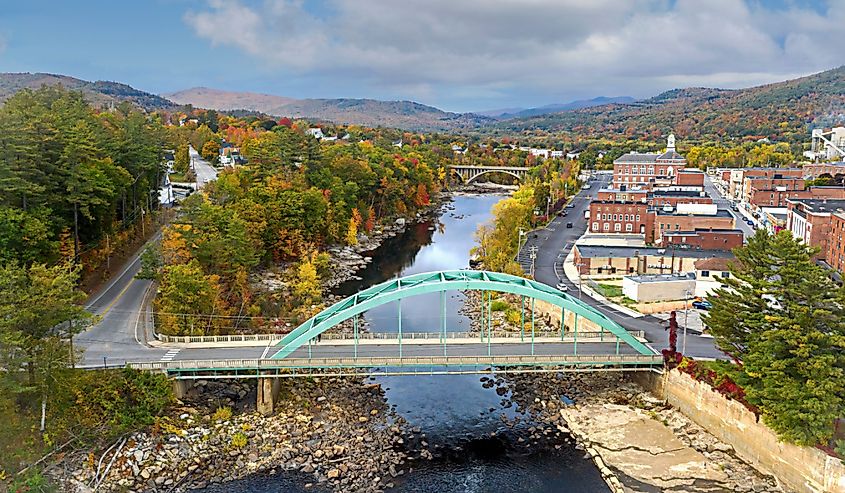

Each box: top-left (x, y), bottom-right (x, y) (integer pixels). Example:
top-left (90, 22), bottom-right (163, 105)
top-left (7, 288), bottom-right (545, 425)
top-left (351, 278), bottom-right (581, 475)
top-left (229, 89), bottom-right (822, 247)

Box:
top-left (638, 370), bottom-right (845, 493)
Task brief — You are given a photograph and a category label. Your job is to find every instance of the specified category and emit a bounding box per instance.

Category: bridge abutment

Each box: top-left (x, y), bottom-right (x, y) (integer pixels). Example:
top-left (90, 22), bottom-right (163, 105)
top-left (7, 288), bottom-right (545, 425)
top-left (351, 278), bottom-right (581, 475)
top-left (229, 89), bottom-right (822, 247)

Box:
top-left (257, 377), bottom-right (281, 416)
top-left (172, 379), bottom-right (189, 400)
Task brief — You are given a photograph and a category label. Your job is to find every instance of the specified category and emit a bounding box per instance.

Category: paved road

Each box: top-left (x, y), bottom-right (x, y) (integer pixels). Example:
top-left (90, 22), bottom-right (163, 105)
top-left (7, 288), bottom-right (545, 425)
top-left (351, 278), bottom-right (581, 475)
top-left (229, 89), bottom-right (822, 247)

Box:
top-left (703, 174), bottom-right (754, 237)
top-left (78, 232), bottom-right (168, 367)
top-left (189, 146), bottom-right (218, 188)
top-left (525, 172), bottom-right (726, 360)
top-left (77, 149), bottom-right (219, 368)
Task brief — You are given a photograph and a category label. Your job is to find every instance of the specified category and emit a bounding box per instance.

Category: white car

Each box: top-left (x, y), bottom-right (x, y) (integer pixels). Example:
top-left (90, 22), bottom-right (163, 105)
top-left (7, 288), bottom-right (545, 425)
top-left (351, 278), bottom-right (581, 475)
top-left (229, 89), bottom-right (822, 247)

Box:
top-left (556, 283), bottom-right (569, 292)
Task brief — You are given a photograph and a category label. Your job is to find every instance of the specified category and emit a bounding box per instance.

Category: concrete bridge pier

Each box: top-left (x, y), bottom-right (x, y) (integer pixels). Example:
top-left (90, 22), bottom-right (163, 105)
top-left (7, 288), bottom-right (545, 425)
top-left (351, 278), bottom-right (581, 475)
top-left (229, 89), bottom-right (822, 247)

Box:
top-left (257, 377), bottom-right (281, 416)
top-left (172, 379), bottom-right (189, 400)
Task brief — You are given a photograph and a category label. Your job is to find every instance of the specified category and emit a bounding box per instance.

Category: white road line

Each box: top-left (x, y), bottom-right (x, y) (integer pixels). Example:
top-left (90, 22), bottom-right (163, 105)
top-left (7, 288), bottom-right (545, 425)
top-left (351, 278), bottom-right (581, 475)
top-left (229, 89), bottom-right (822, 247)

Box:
top-left (260, 343), bottom-right (273, 359)
top-left (160, 349), bottom-right (181, 362)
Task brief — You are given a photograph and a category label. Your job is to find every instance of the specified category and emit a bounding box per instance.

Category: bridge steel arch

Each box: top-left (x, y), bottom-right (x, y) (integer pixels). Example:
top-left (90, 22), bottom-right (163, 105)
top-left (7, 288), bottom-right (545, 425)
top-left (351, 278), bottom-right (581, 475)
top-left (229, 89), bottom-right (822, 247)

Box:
top-left (271, 270), bottom-right (654, 359)
top-left (450, 166), bottom-right (528, 184)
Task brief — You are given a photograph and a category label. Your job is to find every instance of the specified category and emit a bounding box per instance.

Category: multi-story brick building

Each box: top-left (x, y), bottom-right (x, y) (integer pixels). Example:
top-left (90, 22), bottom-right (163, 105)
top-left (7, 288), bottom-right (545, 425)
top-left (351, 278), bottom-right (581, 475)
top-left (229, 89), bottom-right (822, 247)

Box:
top-left (589, 201), bottom-right (651, 236)
top-left (744, 176), bottom-right (807, 207)
top-left (826, 212), bottom-right (845, 273)
top-left (786, 198), bottom-right (845, 261)
top-left (596, 187), bottom-right (648, 203)
top-left (612, 135), bottom-right (686, 189)
top-left (661, 228), bottom-right (744, 251)
top-left (653, 206), bottom-right (735, 244)
top-left (648, 190), bottom-right (712, 208)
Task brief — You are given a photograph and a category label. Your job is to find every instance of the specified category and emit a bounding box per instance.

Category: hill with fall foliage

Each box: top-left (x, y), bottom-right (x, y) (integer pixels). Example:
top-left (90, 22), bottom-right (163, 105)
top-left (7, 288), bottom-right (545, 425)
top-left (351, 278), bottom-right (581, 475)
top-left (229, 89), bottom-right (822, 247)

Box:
top-left (0, 72), bottom-right (175, 111)
top-left (166, 87), bottom-right (494, 131)
top-left (494, 66), bottom-right (845, 145)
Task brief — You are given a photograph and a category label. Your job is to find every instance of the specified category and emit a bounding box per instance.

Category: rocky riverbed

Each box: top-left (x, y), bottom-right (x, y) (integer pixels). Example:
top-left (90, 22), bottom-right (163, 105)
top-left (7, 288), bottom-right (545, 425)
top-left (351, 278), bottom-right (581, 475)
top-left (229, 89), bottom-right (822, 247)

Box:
top-left (495, 372), bottom-right (785, 493)
top-left (54, 377), bottom-right (427, 493)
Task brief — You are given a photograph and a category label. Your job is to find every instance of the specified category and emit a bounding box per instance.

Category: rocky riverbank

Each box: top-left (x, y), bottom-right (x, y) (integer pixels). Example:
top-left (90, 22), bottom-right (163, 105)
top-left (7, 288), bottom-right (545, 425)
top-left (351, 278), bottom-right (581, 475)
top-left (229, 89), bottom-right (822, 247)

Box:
top-left (54, 377), bottom-right (426, 493)
top-left (494, 372), bottom-right (784, 493)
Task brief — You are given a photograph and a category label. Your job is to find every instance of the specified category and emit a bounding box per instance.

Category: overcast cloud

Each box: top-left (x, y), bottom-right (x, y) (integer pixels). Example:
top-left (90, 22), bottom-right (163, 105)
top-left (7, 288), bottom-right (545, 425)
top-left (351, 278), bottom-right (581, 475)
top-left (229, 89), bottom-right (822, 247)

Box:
top-left (185, 0), bottom-right (845, 111)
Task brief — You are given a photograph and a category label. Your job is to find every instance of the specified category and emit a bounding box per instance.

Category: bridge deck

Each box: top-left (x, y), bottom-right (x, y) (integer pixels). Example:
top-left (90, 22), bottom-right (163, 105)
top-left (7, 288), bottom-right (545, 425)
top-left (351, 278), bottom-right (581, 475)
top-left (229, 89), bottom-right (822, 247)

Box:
top-left (130, 344), bottom-right (663, 379)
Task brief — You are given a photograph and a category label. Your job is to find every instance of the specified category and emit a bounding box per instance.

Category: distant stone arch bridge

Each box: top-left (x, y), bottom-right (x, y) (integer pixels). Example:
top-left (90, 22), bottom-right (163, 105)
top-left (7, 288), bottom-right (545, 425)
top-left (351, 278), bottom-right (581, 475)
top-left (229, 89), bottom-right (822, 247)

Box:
top-left (450, 165), bottom-right (530, 184)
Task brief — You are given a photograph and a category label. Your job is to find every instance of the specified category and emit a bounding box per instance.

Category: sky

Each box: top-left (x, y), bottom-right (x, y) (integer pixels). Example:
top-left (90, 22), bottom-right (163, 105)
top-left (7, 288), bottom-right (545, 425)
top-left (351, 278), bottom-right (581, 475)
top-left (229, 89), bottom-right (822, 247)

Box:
top-left (0, 0), bottom-right (843, 112)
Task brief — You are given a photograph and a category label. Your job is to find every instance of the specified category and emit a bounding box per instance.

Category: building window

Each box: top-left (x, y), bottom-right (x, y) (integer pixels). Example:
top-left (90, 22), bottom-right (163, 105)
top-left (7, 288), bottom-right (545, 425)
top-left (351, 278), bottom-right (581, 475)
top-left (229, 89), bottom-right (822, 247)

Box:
top-left (614, 223), bottom-right (622, 232)
top-left (636, 214), bottom-right (640, 222)
top-left (626, 223), bottom-right (633, 232)
top-left (603, 223), bottom-right (610, 231)
top-left (701, 270), bottom-right (710, 277)
top-left (720, 271), bottom-right (730, 278)
top-left (592, 222), bottom-right (599, 231)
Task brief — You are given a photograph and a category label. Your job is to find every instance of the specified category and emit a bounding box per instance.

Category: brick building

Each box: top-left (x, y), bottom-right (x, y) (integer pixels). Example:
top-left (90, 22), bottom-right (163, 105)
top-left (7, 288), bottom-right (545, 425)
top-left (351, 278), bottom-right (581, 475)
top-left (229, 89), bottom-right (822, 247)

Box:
top-left (648, 190), bottom-right (712, 208)
top-left (786, 198), bottom-right (845, 262)
top-left (572, 244), bottom-right (734, 278)
top-left (589, 201), bottom-right (651, 236)
top-left (653, 208), bottom-right (735, 244)
top-left (612, 135), bottom-right (686, 189)
top-left (662, 229), bottom-right (744, 251)
top-left (596, 187), bottom-right (648, 203)
top-left (826, 212), bottom-right (845, 273)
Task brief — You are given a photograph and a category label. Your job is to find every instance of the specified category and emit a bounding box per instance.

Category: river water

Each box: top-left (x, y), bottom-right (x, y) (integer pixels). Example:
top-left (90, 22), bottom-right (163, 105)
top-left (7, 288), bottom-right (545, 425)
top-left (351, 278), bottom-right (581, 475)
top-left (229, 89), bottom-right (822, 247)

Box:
top-left (211, 194), bottom-right (608, 493)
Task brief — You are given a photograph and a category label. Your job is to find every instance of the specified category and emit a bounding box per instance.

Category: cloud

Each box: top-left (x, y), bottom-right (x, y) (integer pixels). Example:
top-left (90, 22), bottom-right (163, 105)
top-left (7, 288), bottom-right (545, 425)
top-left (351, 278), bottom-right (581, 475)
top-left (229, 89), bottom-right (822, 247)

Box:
top-left (184, 0), bottom-right (845, 108)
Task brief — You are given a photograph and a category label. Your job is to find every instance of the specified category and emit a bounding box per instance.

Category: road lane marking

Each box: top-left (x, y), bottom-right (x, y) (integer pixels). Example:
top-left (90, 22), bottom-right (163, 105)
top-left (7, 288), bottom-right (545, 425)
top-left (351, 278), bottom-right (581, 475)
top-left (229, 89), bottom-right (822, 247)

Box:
top-left (160, 349), bottom-right (181, 362)
top-left (261, 343), bottom-right (273, 359)
top-left (98, 278), bottom-right (136, 316)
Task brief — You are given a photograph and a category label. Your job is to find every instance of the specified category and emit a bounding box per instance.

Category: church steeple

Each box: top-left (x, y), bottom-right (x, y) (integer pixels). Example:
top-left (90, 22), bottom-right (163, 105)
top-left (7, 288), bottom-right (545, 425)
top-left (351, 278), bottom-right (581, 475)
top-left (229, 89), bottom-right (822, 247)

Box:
top-left (666, 134), bottom-right (676, 153)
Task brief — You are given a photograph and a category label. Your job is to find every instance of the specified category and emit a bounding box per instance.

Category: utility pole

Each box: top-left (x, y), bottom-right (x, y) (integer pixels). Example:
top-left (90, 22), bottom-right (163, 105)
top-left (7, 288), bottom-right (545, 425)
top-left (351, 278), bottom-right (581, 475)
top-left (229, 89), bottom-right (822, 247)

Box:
top-left (682, 289), bottom-right (691, 354)
top-left (529, 246), bottom-right (537, 278)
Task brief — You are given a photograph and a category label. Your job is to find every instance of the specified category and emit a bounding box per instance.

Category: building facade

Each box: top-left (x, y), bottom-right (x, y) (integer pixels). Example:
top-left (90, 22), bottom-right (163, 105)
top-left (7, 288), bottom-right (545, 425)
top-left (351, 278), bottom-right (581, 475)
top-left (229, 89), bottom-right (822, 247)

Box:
top-left (612, 135), bottom-right (686, 189)
top-left (662, 229), bottom-right (744, 250)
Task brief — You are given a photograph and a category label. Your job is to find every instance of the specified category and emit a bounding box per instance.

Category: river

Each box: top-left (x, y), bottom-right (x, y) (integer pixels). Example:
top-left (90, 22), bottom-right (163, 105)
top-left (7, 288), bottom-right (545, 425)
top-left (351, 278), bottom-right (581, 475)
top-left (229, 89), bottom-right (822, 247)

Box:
top-left (207, 194), bottom-right (609, 493)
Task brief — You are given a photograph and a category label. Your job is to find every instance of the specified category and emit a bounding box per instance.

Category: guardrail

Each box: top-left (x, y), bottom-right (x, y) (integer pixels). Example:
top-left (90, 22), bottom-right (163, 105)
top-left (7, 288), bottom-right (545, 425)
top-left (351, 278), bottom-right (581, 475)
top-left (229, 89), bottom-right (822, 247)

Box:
top-left (154, 329), bottom-right (645, 344)
top-left (130, 353), bottom-right (663, 374)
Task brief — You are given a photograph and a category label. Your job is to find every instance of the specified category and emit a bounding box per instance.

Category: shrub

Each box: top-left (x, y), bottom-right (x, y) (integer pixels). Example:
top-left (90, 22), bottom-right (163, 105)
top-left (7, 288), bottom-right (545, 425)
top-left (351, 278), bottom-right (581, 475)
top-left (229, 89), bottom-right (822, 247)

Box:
top-left (230, 432), bottom-right (248, 449)
top-left (490, 299), bottom-right (510, 312)
top-left (212, 406), bottom-right (232, 421)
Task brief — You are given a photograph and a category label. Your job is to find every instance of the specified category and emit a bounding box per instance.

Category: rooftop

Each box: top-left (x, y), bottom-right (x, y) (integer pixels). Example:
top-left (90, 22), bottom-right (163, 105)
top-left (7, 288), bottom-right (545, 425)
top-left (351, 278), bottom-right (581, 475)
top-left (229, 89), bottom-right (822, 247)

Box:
top-left (654, 208), bottom-right (733, 218)
top-left (648, 190), bottom-right (707, 198)
top-left (694, 257), bottom-right (733, 271)
top-left (624, 273), bottom-right (695, 283)
top-left (786, 198), bottom-right (845, 213)
top-left (575, 244), bottom-right (735, 259)
top-left (663, 228), bottom-right (744, 236)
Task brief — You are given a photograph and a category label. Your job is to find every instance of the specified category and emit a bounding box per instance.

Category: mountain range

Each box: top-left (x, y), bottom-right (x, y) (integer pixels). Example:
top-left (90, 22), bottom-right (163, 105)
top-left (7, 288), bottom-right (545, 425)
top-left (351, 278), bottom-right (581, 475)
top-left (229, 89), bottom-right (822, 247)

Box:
top-left (0, 72), bottom-right (174, 110)
top-left (477, 96), bottom-right (636, 119)
top-left (165, 87), bottom-right (492, 130)
top-left (493, 66), bottom-right (845, 142)
top-left (1, 67), bottom-right (843, 139)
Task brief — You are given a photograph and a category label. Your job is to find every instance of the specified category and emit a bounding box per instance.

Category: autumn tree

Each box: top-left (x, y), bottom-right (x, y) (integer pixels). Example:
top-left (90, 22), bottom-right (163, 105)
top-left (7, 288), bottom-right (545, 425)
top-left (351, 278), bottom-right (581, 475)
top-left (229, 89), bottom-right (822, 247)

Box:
top-left (0, 262), bottom-right (91, 431)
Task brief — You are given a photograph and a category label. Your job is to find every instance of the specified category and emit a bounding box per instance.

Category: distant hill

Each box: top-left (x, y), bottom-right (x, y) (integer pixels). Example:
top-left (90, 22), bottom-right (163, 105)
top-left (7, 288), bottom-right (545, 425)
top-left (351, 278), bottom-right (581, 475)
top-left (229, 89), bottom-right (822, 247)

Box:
top-left (0, 72), bottom-right (175, 110)
top-left (494, 66), bottom-right (845, 143)
top-left (482, 96), bottom-right (636, 120)
top-left (165, 87), bottom-right (494, 131)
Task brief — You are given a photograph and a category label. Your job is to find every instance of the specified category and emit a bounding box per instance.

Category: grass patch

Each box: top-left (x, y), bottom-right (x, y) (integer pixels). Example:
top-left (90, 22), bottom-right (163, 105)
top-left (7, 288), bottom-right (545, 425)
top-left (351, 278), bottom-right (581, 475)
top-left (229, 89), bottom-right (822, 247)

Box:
top-left (491, 299), bottom-right (511, 312)
top-left (596, 283), bottom-right (623, 298)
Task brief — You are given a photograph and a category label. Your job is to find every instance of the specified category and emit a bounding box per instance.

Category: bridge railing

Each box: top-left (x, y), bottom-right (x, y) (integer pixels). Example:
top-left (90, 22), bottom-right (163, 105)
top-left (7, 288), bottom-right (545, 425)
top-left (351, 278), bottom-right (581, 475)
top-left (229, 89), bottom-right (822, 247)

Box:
top-left (154, 329), bottom-right (646, 344)
top-left (130, 353), bottom-right (663, 374)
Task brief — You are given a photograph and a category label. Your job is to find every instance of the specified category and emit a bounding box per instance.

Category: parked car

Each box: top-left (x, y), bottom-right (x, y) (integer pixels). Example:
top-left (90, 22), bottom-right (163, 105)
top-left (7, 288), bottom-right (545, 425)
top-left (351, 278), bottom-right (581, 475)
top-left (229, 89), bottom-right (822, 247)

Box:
top-left (566, 222), bottom-right (573, 228)
top-left (556, 283), bottom-right (569, 292)
top-left (566, 203), bottom-right (575, 208)
top-left (692, 300), bottom-right (712, 310)
top-left (745, 219), bottom-right (754, 226)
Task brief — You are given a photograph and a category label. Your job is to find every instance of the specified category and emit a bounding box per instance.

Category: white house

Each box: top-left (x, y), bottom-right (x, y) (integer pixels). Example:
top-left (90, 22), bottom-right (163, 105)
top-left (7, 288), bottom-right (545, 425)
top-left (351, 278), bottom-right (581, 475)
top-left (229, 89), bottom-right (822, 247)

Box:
top-left (306, 128), bottom-right (325, 139)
